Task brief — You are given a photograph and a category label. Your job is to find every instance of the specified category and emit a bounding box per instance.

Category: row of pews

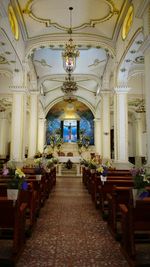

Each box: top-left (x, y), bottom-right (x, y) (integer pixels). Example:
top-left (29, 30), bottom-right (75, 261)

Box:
top-left (0, 167), bottom-right (56, 266)
top-left (82, 167), bottom-right (150, 267)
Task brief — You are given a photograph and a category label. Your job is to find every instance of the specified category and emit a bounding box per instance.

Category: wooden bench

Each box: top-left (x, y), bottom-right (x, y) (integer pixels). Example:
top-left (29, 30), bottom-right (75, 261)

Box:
top-left (119, 197), bottom-right (150, 266)
top-left (107, 186), bottom-right (132, 239)
top-left (98, 179), bottom-right (134, 218)
top-left (0, 198), bottom-right (27, 266)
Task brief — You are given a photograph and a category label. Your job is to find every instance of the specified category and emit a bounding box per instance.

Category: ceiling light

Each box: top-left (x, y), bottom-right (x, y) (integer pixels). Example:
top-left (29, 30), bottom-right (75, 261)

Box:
top-left (61, 72), bottom-right (78, 94)
top-left (62, 7), bottom-right (79, 73)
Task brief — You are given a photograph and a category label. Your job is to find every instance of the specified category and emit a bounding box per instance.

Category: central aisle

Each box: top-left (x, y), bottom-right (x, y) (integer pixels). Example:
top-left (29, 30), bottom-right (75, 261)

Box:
top-left (17, 177), bottom-right (129, 267)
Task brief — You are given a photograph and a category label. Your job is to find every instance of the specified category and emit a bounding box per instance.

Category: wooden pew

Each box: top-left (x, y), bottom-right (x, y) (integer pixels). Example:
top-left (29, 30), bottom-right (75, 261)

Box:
top-left (89, 171), bottom-right (132, 205)
top-left (98, 179), bottom-right (134, 218)
top-left (0, 198), bottom-right (27, 266)
top-left (0, 180), bottom-right (38, 235)
top-left (119, 197), bottom-right (150, 267)
top-left (107, 186), bottom-right (132, 239)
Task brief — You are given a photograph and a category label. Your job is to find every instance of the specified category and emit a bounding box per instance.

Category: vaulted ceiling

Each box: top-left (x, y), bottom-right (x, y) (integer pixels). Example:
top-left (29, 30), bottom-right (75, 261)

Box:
top-left (0, 0), bottom-right (145, 113)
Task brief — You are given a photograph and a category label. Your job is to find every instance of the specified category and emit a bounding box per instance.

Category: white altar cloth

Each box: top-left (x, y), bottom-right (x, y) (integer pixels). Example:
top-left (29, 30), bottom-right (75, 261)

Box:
top-left (58, 156), bottom-right (81, 163)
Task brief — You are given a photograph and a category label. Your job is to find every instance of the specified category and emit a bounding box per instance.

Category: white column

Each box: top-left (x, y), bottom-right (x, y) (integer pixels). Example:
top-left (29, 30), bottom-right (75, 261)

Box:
top-left (135, 114), bottom-right (143, 157)
top-left (114, 87), bottom-right (130, 163)
top-left (101, 92), bottom-right (111, 159)
top-left (37, 117), bottom-right (46, 153)
top-left (10, 90), bottom-right (26, 161)
top-left (28, 92), bottom-right (38, 158)
top-left (134, 114), bottom-right (144, 166)
top-left (138, 3), bottom-right (150, 167)
top-left (94, 118), bottom-right (102, 155)
top-left (0, 112), bottom-right (8, 157)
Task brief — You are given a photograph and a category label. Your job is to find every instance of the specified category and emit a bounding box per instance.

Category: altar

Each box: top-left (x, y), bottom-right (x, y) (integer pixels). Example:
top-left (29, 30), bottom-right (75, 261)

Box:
top-left (57, 156), bottom-right (81, 176)
top-left (58, 156), bottom-right (81, 163)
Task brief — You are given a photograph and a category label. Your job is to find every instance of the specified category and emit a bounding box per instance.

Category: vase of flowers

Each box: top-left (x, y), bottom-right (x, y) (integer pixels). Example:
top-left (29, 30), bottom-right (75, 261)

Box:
top-left (97, 165), bottom-right (108, 184)
top-left (3, 161), bottom-right (28, 200)
top-left (130, 167), bottom-right (150, 205)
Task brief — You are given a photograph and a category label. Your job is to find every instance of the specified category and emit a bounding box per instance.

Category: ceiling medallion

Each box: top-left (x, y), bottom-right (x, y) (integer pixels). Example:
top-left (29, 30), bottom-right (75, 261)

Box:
top-left (22, 0), bottom-right (119, 31)
top-left (62, 7), bottom-right (79, 73)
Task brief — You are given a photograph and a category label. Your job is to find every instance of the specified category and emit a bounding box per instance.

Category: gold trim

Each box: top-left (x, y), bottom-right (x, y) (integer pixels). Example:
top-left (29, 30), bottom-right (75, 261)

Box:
top-left (122, 5), bottom-right (134, 41)
top-left (22, 0), bottom-right (119, 31)
top-left (8, 4), bottom-right (19, 40)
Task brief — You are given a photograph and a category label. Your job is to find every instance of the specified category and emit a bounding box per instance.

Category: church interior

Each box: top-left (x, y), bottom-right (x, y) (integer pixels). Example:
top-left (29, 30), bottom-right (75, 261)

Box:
top-left (0, 0), bottom-right (150, 266)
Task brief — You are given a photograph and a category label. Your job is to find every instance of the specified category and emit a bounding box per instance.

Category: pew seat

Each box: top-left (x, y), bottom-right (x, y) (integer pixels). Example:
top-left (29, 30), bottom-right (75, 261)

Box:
top-left (0, 198), bottom-right (27, 266)
top-left (119, 198), bottom-right (150, 266)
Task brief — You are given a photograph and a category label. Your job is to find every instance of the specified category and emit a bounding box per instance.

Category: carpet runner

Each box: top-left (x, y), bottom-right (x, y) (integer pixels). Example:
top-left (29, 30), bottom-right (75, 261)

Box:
top-left (16, 177), bottom-right (129, 267)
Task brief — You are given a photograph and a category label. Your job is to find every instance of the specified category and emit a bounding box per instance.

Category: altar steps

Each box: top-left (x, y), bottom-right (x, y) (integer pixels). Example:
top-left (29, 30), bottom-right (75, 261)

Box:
top-left (61, 163), bottom-right (76, 176)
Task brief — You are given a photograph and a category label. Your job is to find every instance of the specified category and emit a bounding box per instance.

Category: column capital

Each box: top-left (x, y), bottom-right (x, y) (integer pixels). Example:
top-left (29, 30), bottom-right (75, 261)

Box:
top-left (114, 87), bottom-right (130, 94)
top-left (30, 90), bottom-right (39, 96)
top-left (10, 86), bottom-right (27, 93)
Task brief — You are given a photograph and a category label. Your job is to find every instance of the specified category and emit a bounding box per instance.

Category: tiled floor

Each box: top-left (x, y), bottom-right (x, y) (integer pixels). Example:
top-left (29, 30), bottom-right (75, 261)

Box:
top-left (16, 177), bottom-right (129, 267)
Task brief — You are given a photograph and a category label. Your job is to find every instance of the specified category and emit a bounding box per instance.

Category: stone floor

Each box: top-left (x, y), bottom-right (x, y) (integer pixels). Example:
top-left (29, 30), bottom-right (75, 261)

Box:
top-left (16, 177), bottom-right (129, 267)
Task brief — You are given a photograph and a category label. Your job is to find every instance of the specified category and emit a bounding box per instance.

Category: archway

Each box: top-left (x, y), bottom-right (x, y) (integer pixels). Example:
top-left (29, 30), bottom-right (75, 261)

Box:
top-left (46, 100), bottom-right (94, 144)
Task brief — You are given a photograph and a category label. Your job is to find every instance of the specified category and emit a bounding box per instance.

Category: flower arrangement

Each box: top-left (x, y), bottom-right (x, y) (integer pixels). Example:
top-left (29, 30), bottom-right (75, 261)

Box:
top-left (97, 165), bottom-right (108, 177)
top-left (3, 163), bottom-right (28, 190)
top-left (46, 159), bottom-right (54, 169)
top-left (34, 151), bottom-right (42, 158)
top-left (130, 167), bottom-right (150, 190)
top-left (34, 158), bottom-right (42, 167)
top-left (52, 157), bottom-right (59, 165)
top-left (88, 159), bottom-right (97, 169)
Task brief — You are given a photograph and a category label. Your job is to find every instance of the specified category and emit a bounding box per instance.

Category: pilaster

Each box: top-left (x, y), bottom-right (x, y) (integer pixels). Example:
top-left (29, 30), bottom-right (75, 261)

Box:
top-left (101, 91), bottom-right (111, 159)
top-left (94, 118), bottom-right (102, 155)
top-left (28, 91), bottom-right (39, 158)
top-left (37, 117), bottom-right (46, 153)
top-left (10, 88), bottom-right (27, 161)
top-left (114, 87), bottom-right (130, 164)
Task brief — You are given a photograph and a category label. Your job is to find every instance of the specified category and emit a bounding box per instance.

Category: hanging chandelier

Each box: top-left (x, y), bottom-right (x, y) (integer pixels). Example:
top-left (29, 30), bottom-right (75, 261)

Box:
top-left (61, 72), bottom-right (78, 94)
top-left (62, 7), bottom-right (80, 73)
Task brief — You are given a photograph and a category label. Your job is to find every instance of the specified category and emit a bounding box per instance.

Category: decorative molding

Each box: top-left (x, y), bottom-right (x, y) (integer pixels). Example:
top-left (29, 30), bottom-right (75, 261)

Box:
top-left (139, 34), bottom-right (150, 54)
top-left (115, 86), bottom-right (130, 94)
top-left (136, 0), bottom-right (150, 18)
top-left (0, 55), bottom-right (8, 64)
top-left (22, 0), bottom-right (119, 31)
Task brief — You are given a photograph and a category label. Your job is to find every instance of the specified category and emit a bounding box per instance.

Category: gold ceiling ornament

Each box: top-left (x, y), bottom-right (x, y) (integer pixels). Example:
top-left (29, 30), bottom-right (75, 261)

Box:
top-left (8, 4), bottom-right (19, 40)
top-left (63, 93), bottom-right (77, 103)
top-left (62, 7), bottom-right (79, 73)
top-left (122, 5), bottom-right (134, 40)
top-left (0, 55), bottom-right (8, 64)
top-left (61, 72), bottom-right (78, 94)
top-left (22, 0), bottom-right (119, 31)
